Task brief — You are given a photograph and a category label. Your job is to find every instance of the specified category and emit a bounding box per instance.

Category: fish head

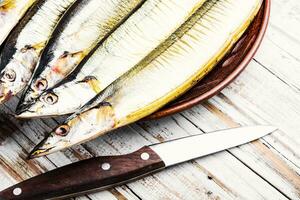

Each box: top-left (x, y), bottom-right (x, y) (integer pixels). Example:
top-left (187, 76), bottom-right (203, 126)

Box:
top-left (16, 76), bottom-right (49, 114)
top-left (17, 88), bottom-right (72, 118)
top-left (16, 90), bottom-right (60, 118)
top-left (16, 50), bottom-right (86, 110)
top-left (17, 79), bottom-right (100, 118)
top-left (0, 50), bottom-right (38, 103)
top-left (15, 49), bottom-right (84, 111)
top-left (29, 104), bottom-right (116, 158)
top-left (0, 67), bottom-right (16, 103)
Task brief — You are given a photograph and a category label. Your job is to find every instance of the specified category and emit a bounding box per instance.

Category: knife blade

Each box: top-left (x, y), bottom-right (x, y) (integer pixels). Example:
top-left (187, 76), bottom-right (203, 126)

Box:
top-left (0, 126), bottom-right (277, 200)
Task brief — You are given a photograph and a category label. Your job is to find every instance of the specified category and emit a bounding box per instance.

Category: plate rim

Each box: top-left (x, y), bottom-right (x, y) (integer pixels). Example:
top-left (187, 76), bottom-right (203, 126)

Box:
top-left (146, 0), bottom-right (271, 120)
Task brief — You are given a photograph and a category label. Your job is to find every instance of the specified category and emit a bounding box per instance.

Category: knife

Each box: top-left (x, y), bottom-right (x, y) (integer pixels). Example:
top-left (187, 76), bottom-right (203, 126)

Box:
top-left (0, 126), bottom-right (277, 200)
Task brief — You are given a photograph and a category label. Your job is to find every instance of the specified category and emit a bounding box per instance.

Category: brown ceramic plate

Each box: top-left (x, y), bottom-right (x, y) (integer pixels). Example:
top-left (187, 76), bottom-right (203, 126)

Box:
top-left (146, 0), bottom-right (270, 120)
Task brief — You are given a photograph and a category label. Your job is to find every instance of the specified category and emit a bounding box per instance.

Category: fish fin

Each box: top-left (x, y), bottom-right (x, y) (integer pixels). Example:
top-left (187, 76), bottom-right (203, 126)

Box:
top-left (95, 102), bottom-right (116, 127)
top-left (75, 102), bottom-right (116, 129)
top-left (51, 50), bottom-right (87, 75)
top-left (31, 41), bottom-right (46, 54)
top-left (60, 50), bottom-right (87, 60)
top-left (67, 85), bottom-right (115, 122)
top-left (76, 76), bottom-right (97, 83)
top-left (77, 76), bottom-right (102, 93)
top-left (73, 50), bottom-right (88, 61)
top-left (21, 41), bottom-right (46, 54)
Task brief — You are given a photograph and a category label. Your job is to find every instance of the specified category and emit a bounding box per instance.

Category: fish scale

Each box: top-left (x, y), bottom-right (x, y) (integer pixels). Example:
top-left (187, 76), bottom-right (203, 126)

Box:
top-left (0, 0), bottom-right (76, 104)
top-left (16, 0), bottom-right (146, 112)
top-left (15, 0), bottom-right (75, 48)
top-left (19, 0), bottom-right (208, 118)
top-left (0, 0), bottom-right (37, 46)
top-left (28, 0), bottom-right (263, 158)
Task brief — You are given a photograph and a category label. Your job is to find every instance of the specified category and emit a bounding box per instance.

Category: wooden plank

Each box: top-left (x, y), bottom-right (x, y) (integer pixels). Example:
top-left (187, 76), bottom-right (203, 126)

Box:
top-left (180, 60), bottom-right (300, 199)
top-left (1, 0), bottom-right (300, 199)
top-left (83, 122), bottom-right (287, 200)
top-left (0, 95), bottom-right (288, 199)
top-left (254, 0), bottom-right (300, 90)
top-left (0, 102), bottom-right (137, 200)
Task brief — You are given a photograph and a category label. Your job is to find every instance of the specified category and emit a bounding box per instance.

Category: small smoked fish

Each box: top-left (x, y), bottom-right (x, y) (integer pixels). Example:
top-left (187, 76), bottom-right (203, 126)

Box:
top-left (0, 0), bottom-right (37, 45)
top-left (16, 0), bottom-right (146, 112)
top-left (17, 0), bottom-right (207, 118)
top-left (0, 0), bottom-right (77, 104)
top-left (28, 0), bottom-right (263, 158)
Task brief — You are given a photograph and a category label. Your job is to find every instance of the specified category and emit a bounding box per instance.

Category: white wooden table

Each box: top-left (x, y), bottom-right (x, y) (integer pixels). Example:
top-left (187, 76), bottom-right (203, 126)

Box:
top-left (0, 0), bottom-right (299, 199)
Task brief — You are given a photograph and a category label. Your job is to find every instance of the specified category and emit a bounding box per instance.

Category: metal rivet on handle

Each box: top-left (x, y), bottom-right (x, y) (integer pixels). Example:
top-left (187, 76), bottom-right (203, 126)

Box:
top-left (141, 152), bottom-right (150, 160)
top-left (13, 188), bottom-right (22, 196)
top-left (101, 163), bottom-right (111, 171)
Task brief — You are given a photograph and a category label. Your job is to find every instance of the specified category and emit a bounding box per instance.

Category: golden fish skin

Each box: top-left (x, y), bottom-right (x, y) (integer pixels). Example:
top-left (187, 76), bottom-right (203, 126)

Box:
top-left (0, 0), bottom-right (77, 104)
top-left (0, 0), bottom-right (37, 46)
top-left (18, 0), bottom-right (208, 118)
top-left (16, 0), bottom-right (145, 113)
top-left (29, 0), bottom-right (263, 158)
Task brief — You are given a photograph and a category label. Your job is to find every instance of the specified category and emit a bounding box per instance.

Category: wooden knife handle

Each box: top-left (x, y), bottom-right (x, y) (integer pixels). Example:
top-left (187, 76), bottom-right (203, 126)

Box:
top-left (0, 147), bottom-right (165, 200)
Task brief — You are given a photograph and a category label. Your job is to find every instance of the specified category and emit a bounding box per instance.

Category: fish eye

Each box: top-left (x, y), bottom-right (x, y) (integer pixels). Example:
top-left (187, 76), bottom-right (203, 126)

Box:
top-left (1, 69), bottom-right (16, 82)
top-left (34, 78), bottom-right (48, 91)
top-left (42, 92), bottom-right (58, 105)
top-left (55, 125), bottom-right (70, 136)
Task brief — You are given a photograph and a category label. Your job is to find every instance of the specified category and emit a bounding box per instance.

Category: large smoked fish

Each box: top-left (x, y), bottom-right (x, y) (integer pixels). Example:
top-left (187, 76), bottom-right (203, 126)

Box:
top-left (16, 0), bottom-right (145, 111)
top-left (29, 0), bottom-right (263, 158)
top-left (0, 0), bottom-right (76, 104)
top-left (18, 0), bottom-right (207, 117)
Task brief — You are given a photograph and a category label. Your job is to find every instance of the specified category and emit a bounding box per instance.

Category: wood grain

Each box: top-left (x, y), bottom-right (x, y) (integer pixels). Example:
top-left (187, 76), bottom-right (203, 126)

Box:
top-left (149, 0), bottom-right (270, 119)
top-left (0, 147), bottom-right (165, 200)
top-left (1, 0), bottom-right (300, 199)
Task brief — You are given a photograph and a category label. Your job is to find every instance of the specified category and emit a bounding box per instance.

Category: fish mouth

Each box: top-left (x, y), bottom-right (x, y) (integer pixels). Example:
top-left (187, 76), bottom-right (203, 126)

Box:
top-left (28, 140), bottom-right (55, 159)
top-left (28, 146), bottom-right (55, 159)
top-left (15, 101), bottom-right (36, 117)
top-left (16, 89), bottom-right (39, 116)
